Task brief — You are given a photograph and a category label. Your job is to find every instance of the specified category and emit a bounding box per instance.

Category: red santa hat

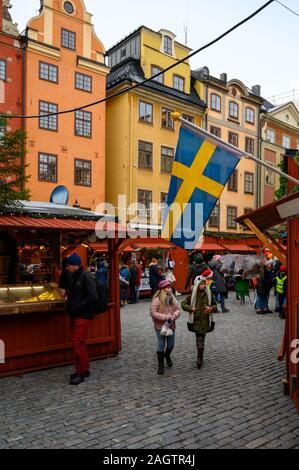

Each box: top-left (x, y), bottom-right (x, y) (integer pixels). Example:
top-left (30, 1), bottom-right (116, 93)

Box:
top-left (201, 269), bottom-right (213, 280)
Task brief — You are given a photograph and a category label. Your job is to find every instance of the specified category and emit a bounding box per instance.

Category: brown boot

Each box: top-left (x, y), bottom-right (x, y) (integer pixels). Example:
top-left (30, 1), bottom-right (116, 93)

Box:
top-left (197, 347), bottom-right (204, 369)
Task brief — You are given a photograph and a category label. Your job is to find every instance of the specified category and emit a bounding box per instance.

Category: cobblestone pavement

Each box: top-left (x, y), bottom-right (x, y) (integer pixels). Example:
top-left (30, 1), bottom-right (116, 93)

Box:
top-left (0, 292), bottom-right (299, 449)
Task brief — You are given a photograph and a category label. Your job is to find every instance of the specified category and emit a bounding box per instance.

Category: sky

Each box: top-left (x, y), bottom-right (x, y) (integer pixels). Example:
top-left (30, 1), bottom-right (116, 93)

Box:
top-left (9, 0), bottom-right (299, 106)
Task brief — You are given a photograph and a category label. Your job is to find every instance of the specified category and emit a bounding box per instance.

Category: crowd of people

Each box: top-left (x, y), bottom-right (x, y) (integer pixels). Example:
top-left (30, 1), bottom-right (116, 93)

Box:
top-left (60, 247), bottom-right (287, 384)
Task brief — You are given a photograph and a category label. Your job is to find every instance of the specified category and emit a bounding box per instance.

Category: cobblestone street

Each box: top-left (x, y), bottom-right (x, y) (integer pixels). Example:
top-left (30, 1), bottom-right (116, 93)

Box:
top-left (0, 292), bottom-right (298, 449)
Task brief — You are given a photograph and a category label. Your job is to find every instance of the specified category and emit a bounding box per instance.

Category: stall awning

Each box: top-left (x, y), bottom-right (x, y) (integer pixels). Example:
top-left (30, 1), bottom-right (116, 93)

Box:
top-left (221, 243), bottom-right (256, 253)
top-left (0, 215), bottom-right (119, 232)
top-left (195, 242), bottom-right (225, 251)
top-left (236, 191), bottom-right (299, 231)
top-left (90, 243), bottom-right (133, 253)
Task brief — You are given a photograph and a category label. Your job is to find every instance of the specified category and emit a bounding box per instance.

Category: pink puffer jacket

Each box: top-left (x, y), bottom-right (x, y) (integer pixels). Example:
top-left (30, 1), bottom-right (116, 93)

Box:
top-left (150, 297), bottom-right (180, 331)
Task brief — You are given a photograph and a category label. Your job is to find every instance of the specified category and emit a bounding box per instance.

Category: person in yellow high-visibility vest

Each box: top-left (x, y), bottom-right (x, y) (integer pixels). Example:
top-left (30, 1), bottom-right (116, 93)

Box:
top-left (274, 265), bottom-right (287, 319)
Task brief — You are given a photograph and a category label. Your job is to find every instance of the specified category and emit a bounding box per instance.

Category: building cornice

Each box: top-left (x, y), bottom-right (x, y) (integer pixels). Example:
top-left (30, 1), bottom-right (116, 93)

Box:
top-left (77, 56), bottom-right (110, 76)
top-left (26, 37), bottom-right (61, 60)
top-left (262, 114), bottom-right (299, 135)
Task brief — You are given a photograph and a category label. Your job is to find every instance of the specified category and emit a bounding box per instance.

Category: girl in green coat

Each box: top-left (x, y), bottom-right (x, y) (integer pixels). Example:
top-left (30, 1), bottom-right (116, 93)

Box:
top-left (182, 275), bottom-right (217, 369)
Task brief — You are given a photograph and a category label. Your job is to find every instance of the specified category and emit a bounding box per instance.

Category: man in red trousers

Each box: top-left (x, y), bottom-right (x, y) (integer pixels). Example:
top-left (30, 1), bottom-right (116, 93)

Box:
top-left (65, 254), bottom-right (98, 385)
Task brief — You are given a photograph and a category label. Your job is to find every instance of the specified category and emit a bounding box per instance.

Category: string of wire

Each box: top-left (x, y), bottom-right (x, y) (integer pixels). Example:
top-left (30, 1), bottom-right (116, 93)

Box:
top-left (0, 0), bottom-right (275, 120)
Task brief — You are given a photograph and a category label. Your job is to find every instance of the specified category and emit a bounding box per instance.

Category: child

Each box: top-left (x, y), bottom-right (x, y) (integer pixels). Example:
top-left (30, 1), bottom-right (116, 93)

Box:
top-left (274, 265), bottom-right (287, 319)
top-left (150, 280), bottom-right (180, 375)
top-left (181, 276), bottom-right (217, 369)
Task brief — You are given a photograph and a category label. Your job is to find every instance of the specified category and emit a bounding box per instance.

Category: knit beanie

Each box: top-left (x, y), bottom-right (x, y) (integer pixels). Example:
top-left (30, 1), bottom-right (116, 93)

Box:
top-left (65, 253), bottom-right (82, 266)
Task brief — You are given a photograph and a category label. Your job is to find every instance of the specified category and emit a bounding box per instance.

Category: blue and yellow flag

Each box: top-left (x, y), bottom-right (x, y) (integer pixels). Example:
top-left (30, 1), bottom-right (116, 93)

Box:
top-left (162, 121), bottom-right (243, 249)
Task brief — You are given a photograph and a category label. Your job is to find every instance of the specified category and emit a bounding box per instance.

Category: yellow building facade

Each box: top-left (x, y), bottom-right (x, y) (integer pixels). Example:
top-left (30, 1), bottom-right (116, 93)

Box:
top-left (193, 70), bottom-right (263, 236)
top-left (106, 26), bottom-right (206, 225)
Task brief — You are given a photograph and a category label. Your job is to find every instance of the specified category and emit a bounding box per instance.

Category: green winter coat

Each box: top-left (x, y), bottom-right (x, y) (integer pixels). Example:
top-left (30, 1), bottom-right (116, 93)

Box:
top-left (181, 291), bottom-right (217, 334)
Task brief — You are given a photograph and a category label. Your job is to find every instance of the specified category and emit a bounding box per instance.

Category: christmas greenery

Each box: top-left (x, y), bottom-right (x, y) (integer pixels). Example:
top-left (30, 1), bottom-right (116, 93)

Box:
top-left (275, 159), bottom-right (288, 200)
top-left (0, 118), bottom-right (30, 210)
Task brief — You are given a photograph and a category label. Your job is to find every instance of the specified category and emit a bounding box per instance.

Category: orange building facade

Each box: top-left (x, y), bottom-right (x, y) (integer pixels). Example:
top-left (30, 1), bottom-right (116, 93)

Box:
top-left (24, 0), bottom-right (109, 210)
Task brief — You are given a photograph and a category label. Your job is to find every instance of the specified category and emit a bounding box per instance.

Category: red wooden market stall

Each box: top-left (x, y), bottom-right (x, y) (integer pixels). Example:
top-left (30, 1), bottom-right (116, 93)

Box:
top-left (236, 191), bottom-right (299, 412)
top-left (0, 203), bottom-right (122, 377)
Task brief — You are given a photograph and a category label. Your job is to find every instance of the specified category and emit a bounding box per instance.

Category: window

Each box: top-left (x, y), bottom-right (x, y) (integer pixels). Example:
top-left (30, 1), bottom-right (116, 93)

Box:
top-left (161, 146), bottom-right (174, 173)
top-left (228, 170), bottom-right (238, 192)
top-left (244, 172), bottom-right (254, 194)
top-left (138, 141), bottom-right (153, 170)
top-left (61, 28), bottom-right (76, 50)
top-left (0, 59), bottom-right (7, 81)
top-left (265, 163), bottom-right (274, 186)
top-left (64, 1), bottom-right (74, 14)
top-left (245, 137), bottom-right (255, 155)
top-left (74, 159), bottom-right (91, 186)
top-left (39, 101), bottom-right (58, 131)
top-left (267, 129), bottom-right (275, 144)
top-left (164, 36), bottom-right (172, 55)
top-left (227, 206), bottom-right (237, 229)
top-left (161, 108), bottom-right (174, 130)
top-left (282, 135), bottom-right (290, 149)
top-left (173, 75), bottom-right (184, 92)
top-left (151, 65), bottom-right (163, 83)
top-left (209, 205), bottom-right (220, 228)
top-left (75, 110), bottom-right (92, 137)
top-left (210, 126), bottom-right (221, 138)
top-left (228, 132), bottom-right (239, 148)
top-left (120, 47), bottom-right (126, 59)
top-left (75, 72), bottom-right (92, 92)
top-left (39, 61), bottom-right (58, 83)
top-left (229, 101), bottom-right (239, 119)
top-left (137, 189), bottom-right (152, 217)
top-left (0, 123), bottom-right (5, 140)
top-left (245, 107), bottom-right (254, 124)
top-left (211, 94), bottom-right (221, 112)
top-left (182, 114), bottom-right (194, 123)
top-left (38, 153), bottom-right (57, 182)
top-left (139, 101), bottom-right (153, 124)
top-left (161, 192), bottom-right (168, 206)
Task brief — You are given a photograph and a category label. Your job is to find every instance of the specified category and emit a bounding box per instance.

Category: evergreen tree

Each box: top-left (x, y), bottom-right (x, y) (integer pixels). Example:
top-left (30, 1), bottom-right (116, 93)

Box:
top-left (0, 117), bottom-right (30, 211)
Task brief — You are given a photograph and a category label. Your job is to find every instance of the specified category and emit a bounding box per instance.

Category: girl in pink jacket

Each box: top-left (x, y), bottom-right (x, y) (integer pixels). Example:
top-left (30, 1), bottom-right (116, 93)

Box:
top-left (150, 280), bottom-right (180, 375)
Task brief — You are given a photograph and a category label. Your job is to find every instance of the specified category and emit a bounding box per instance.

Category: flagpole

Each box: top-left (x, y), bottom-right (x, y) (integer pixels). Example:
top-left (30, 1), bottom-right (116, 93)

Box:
top-left (172, 113), bottom-right (299, 186)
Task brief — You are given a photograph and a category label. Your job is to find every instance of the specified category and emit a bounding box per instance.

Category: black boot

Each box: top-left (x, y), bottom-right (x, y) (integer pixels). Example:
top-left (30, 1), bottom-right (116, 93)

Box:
top-left (164, 349), bottom-right (173, 367)
top-left (197, 348), bottom-right (204, 369)
top-left (157, 351), bottom-right (164, 375)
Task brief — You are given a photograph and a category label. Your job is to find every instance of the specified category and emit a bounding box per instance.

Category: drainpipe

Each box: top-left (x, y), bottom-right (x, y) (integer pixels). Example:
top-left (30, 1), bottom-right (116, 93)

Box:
top-left (256, 106), bottom-right (262, 208)
top-left (205, 83), bottom-right (209, 130)
top-left (20, 34), bottom-right (27, 192)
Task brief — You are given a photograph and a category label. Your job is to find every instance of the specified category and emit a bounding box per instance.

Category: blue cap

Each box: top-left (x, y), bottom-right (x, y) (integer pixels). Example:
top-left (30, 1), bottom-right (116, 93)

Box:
top-left (66, 253), bottom-right (82, 266)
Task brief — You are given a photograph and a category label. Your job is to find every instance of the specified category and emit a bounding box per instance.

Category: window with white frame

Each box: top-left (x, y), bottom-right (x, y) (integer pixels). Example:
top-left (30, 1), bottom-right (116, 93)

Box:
top-left (209, 205), bottom-right (220, 228)
top-left (139, 101), bottom-right (153, 124)
top-left (138, 140), bottom-right (153, 170)
top-left (267, 129), bottom-right (275, 144)
top-left (210, 94), bottom-right (221, 112)
top-left (173, 75), bottom-right (184, 92)
top-left (182, 114), bottom-right (194, 123)
top-left (0, 60), bottom-right (6, 81)
top-left (161, 146), bottom-right (174, 173)
top-left (265, 163), bottom-right (274, 186)
top-left (227, 206), bottom-right (237, 229)
top-left (229, 101), bottom-right (239, 119)
top-left (151, 65), bottom-right (163, 83)
top-left (282, 135), bottom-right (290, 149)
top-left (164, 36), bottom-right (173, 55)
top-left (161, 108), bottom-right (174, 130)
top-left (245, 107), bottom-right (255, 124)
top-left (137, 189), bottom-right (152, 217)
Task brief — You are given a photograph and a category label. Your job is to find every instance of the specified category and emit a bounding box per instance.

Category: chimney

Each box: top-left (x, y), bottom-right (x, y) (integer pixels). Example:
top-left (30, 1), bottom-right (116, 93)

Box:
top-left (220, 73), bottom-right (227, 83)
top-left (252, 85), bottom-right (261, 96)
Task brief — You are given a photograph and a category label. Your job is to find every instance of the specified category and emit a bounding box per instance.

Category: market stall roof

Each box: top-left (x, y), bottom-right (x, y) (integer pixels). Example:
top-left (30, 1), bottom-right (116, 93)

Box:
top-left (221, 243), bottom-right (256, 253)
top-left (236, 191), bottom-right (299, 230)
top-left (1, 201), bottom-right (115, 221)
top-left (0, 215), bottom-right (120, 232)
top-left (90, 243), bottom-right (134, 253)
top-left (195, 242), bottom-right (225, 251)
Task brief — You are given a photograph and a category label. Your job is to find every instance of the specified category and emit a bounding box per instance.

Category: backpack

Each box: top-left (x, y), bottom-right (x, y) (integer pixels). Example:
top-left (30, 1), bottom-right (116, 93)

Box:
top-left (94, 279), bottom-right (108, 314)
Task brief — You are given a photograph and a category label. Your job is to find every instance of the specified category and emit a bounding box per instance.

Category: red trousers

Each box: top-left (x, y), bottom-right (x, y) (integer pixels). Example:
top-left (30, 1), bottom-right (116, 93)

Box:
top-left (71, 318), bottom-right (92, 374)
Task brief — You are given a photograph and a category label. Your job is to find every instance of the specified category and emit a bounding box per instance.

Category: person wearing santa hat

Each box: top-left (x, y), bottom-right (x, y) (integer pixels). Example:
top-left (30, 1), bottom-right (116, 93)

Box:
top-left (181, 276), bottom-right (217, 369)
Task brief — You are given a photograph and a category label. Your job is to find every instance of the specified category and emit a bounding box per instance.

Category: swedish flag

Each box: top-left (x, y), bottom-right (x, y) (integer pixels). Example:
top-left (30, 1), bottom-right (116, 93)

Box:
top-left (162, 120), bottom-right (243, 249)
